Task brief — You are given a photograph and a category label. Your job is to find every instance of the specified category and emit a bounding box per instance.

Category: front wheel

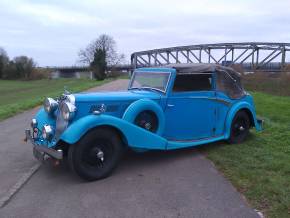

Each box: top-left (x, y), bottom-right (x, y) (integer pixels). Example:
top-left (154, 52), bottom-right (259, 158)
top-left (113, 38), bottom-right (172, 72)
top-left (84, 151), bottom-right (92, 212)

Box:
top-left (68, 128), bottom-right (124, 181)
top-left (228, 111), bottom-right (250, 144)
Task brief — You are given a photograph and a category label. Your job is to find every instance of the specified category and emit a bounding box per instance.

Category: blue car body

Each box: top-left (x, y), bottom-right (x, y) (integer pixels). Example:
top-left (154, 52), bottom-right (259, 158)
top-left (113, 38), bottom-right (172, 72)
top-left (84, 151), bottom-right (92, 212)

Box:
top-left (28, 64), bottom-right (262, 155)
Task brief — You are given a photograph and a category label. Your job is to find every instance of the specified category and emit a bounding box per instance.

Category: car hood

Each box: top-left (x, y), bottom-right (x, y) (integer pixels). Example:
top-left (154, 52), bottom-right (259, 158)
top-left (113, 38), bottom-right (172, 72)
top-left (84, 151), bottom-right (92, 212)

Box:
top-left (73, 90), bottom-right (162, 103)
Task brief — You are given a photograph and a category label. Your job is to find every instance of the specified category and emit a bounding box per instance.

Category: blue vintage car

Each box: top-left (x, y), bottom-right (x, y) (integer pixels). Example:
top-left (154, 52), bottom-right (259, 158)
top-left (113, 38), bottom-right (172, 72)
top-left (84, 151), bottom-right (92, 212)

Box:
top-left (25, 63), bottom-right (263, 181)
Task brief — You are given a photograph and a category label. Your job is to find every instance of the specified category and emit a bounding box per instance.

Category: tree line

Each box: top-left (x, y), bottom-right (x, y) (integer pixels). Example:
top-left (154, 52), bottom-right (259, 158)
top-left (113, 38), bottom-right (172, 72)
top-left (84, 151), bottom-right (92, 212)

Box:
top-left (0, 34), bottom-right (124, 80)
top-left (0, 48), bottom-right (37, 80)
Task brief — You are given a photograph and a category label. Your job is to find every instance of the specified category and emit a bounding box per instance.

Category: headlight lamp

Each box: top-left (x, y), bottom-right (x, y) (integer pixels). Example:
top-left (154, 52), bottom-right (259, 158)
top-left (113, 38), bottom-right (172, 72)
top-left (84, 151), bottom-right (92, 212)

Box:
top-left (61, 102), bottom-right (76, 121)
top-left (31, 118), bottom-right (38, 128)
top-left (66, 94), bottom-right (75, 104)
top-left (44, 98), bottom-right (58, 114)
top-left (42, 125), bottom-right (54, 140)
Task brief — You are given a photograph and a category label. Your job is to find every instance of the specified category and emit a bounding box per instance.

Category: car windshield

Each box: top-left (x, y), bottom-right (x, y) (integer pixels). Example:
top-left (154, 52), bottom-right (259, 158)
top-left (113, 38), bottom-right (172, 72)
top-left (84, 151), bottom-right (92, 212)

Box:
top-left (129, 71), bottom-right (171, 93)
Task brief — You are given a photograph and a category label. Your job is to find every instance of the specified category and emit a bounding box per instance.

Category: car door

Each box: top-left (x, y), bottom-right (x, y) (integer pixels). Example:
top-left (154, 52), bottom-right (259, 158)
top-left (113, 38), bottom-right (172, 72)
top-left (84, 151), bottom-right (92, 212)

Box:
top-left (163, 73), bottom-right (216, 141)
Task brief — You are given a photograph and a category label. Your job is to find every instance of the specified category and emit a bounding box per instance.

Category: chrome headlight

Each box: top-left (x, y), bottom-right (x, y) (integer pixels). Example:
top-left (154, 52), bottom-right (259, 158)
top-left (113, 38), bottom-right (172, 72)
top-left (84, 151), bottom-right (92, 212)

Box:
top-left (31, 118), bottom-right (38, 128)
top-left (42, 125), bottom-right (54, 140)
top-left (66, 94), bottom-right (75, 104)
top-left (61, 102), bottom-right (76, 121)
top-left (44, 98), bottom-right (58, 114)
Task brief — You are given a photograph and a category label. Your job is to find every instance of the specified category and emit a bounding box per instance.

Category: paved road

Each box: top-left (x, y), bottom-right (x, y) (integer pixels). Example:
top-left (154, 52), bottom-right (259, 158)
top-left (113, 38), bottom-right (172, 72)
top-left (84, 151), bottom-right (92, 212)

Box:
top-left (0, 79), bottom-right (129, 206)
top-left (0, 79), bottom-right (259, 218)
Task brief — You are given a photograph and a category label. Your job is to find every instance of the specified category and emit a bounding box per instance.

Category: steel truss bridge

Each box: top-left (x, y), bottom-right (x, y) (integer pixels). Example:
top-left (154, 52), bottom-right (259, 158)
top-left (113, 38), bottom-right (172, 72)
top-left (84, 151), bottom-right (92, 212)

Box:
top-left (49, 64), bottom-right (132, 73)
top-left (131, 42), bottom-right (290, 72)
top-left (51, 43), bottom-right (290, 73)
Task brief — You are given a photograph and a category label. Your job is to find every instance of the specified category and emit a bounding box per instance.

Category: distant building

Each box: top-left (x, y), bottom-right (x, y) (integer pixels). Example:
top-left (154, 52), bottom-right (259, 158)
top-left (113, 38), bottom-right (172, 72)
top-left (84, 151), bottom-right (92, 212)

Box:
top-left (51, 70), bottom-right (94, 79)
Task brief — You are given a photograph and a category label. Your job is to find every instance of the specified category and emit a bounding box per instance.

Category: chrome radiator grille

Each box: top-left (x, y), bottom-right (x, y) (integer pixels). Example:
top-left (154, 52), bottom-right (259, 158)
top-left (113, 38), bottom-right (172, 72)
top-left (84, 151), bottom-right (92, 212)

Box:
top-left (55, 109), bottom-right (68, 139)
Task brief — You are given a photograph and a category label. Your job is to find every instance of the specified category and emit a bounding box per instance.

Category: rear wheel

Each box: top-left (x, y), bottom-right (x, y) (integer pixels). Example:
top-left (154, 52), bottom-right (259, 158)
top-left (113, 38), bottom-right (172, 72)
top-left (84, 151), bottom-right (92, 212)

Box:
top-left (68, 128), bottom-right (124, 181)
top-left (228, 111), bottom-right (250, 144)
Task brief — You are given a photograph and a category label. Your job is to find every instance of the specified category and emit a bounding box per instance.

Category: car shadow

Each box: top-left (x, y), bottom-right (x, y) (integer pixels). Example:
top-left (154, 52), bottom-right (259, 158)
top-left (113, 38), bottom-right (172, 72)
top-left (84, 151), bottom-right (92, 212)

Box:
top-left (40, 145), bottom-right (204, 184)
top-left (40, 132), bottom-right (257, 184)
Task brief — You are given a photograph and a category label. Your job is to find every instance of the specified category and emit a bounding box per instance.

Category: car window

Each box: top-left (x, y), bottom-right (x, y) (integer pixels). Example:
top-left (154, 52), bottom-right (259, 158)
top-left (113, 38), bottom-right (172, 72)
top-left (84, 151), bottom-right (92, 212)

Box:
top-left (129, 71), bottom-right (171, 93)
top-left (173, 73), bottom-right (212, 92)
top-left (216, 70), bottom-right (246, 99)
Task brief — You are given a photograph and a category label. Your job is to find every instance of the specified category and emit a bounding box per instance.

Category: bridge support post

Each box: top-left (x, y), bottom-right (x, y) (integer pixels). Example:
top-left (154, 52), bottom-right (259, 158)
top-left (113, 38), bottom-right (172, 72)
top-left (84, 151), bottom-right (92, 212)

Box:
top-left (224, 48), bottom-right (227, 62)
top-left (281, 46), bottom-right (286, 71)
top-left (199, 49), bottom-right (202, 62)
top-left (252, 48), bottom-right (255, 69)
top-left (208, 48), bottom-right (211, 63)
top-left (255, 49), bottom-right (259, 70)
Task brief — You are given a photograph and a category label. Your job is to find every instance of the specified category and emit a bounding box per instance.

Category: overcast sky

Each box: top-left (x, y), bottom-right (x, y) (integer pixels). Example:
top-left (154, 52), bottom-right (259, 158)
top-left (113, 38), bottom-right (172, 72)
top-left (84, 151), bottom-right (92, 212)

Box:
top-left (0, 0), bottom-right (289, 66)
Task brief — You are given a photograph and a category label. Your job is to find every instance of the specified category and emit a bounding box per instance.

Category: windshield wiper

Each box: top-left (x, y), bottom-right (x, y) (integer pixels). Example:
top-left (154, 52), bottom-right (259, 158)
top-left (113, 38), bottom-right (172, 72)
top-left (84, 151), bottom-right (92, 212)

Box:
top-left (128, 87), bottom-right (142, 91)
top-left (139, 86), bottom-right (164, 93)
top-left (129, 86), bottom-right (164, 93)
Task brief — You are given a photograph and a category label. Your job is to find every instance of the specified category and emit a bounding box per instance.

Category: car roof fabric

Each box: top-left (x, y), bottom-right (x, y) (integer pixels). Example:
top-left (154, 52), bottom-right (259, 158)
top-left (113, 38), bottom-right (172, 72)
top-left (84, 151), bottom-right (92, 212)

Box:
top-left (164, 63), bottom-right (241, 78)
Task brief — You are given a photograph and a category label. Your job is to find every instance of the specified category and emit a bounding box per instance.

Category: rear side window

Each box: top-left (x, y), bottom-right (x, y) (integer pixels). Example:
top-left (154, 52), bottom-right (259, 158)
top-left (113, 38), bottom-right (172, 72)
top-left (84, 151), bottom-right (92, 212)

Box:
top-left (216, 70), bottom-right (245, 99)
top-left (173, 73), bottom-right (212, 92)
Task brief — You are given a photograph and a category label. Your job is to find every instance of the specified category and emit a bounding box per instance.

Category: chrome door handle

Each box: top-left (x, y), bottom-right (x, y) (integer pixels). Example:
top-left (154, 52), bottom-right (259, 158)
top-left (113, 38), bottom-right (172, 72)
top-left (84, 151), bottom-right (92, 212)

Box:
top-left (167, 104), bottom-right (175, 107)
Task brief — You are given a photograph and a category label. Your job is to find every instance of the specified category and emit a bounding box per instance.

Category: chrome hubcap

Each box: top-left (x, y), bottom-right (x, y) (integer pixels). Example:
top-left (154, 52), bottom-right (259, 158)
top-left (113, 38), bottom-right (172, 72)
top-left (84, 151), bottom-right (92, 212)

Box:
top-left (83, 141), bottom-right (113, 168)
top-left (96, 150), bottom-right (104, 162)
top-left (134, 110), bottom-right (158, 133)
top-left (145, 122), bottom-right (152, 130)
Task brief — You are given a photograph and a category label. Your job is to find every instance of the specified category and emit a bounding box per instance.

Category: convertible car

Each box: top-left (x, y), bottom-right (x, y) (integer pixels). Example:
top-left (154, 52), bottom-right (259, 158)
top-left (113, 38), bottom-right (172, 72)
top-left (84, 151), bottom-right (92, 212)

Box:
top-left (25, 63), bottom-right (263, 181)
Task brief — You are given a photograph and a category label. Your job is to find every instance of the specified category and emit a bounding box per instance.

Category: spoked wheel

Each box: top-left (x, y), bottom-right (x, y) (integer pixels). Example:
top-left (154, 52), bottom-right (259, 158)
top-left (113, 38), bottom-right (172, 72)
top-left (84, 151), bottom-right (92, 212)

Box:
top-left (68, 128), bottom-right (124, 181)
top-left (82, 142), bottom-right (111, 168)
top-left (228, 111), bottom-right (250, 144)
top-left (134, 110), bottom-right (158, 133)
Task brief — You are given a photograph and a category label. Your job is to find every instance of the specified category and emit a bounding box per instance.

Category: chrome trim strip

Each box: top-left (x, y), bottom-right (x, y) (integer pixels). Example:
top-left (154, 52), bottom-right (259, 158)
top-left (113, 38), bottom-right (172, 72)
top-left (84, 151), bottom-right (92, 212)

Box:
top-left (167, 134), bottom-right (224, 142)
top-left (25, 129), bottom-right (63, 160)
top-left (210, 98), bottom-right (232, 106)
top-left (169, 96), bottom-right (232, 106)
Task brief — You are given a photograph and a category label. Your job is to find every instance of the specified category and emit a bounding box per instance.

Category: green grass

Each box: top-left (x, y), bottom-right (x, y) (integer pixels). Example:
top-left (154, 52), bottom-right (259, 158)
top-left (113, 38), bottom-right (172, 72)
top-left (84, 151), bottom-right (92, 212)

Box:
top-left (201, 92), bottom-right (290, 217)
top-left (0, 78), bottom-right (112, 121)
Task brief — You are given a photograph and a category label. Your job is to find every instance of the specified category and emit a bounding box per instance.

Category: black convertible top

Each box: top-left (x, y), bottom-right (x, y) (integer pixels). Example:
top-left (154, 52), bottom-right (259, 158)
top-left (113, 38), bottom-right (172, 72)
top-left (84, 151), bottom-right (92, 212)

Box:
top-left (165, 63), bottom-right (241, 78)
top-left (165, 63), bottom-right (245, 99)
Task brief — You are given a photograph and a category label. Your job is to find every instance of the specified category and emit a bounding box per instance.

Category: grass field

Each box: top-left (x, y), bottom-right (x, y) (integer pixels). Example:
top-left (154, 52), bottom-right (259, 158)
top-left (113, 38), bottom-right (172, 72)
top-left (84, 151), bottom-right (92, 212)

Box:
top-left (242, 72), bottom-right (290, 97)
top-left (201, 92), bottom-right (290, 217)
top-left (0, 78), bottom-right (112, 121)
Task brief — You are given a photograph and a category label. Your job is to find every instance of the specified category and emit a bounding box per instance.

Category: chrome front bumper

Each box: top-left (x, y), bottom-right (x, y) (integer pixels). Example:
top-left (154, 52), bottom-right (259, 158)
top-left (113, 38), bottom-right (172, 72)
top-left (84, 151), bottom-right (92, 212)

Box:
top-left (25, 129), bottom-right (63, 160)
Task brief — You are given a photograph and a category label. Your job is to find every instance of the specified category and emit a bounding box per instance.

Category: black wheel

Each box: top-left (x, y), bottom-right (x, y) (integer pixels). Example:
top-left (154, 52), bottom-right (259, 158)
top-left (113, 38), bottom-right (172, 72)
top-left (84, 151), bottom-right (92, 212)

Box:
top-left (68, 128), bottom-right (124, 181)
top-left (134, 110), bottom-right (158, 133)
top-left (228, 111), bottom-right (250, 144)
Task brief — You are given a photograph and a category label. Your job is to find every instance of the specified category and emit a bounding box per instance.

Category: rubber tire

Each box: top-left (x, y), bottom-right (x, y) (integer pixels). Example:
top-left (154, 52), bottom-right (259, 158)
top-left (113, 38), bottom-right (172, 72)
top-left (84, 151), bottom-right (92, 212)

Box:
top-left (228, 111), bottom-right (250, 144)
top-left (68, 128), bottom-right (123, 181)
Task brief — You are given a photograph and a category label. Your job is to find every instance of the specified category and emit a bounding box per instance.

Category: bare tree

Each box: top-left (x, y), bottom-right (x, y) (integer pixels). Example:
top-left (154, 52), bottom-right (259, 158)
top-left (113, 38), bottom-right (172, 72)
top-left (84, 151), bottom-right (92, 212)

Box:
top-left (78, 34), bottom-right (124, 66)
